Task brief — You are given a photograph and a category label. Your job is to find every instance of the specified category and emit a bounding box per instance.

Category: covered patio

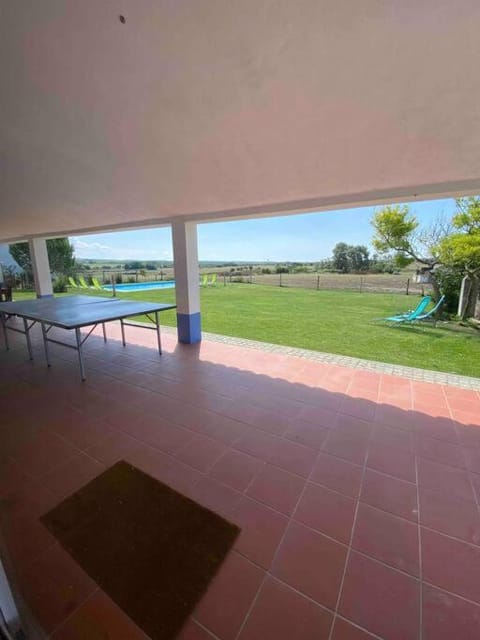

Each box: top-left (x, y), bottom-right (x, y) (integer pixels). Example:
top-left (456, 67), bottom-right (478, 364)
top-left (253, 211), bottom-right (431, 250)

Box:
top-left (2, 1), bottom-right (480, 638)
top-left (1, 320), bottom-right (480, 639)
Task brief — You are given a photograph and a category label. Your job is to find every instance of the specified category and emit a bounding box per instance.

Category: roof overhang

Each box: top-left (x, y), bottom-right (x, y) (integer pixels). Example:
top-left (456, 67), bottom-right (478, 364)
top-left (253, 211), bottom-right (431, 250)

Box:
top-left (2, 1), bottom-right (480, 242)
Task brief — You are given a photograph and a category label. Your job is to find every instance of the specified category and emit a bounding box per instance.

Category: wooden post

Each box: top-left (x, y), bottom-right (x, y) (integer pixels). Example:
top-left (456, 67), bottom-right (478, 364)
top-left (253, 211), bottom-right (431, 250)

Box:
top-left (135, 270), bottom-right (138, 283)
top-left (359, 277), bottom-right (363, 293)
top-left (111, 274), bottom-right (116, 297)
top-left (406, 278), bottom-right (410, 295)
top-left (317, 275), bottom-right (320, 290)
top-left (223, 273), bottom-right (226, 286)
top-left (279, 273), bottom-right (282, 287)
top-left (458, 276), bottom-right (471, 318)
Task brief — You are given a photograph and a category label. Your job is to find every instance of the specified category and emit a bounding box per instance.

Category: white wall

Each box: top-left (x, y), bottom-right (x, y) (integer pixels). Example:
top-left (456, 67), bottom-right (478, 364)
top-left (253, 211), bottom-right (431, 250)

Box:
top-left (1, 1), bottom-right (480, 242)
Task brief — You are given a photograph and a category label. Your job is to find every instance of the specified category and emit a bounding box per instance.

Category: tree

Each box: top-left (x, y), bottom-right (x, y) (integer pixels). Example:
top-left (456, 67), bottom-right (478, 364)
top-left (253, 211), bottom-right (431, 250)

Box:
top-left (9, 238), bottom-right (76, 283)
top-left (371, 205), bottom-right (451, 299)
top-left (331, 243), bottom-right (369, 273)
top-left (46, 238), bottom-right (75, 275)
top-left (124, 261), bottom-right (144, 270)
top-left (332, 242), bottom-right (350, 272)
top-left (347, 245), bottom-right (370, 271)
top-left (436, 197), bottom-right (480, 319)
top-left (9, 243), bottom-right (33, 281)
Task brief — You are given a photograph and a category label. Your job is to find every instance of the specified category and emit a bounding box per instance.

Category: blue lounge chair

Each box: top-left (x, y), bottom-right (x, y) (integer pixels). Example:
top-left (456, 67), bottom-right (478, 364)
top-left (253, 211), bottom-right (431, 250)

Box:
top-left (416, 295), bottom-right (445, 325)
top-left (383, 296), bottom-right (432, 324)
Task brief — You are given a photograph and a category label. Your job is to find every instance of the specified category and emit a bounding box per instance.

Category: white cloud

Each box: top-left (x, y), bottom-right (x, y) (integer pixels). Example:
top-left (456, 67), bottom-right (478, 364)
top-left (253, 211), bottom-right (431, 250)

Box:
top-left (71, 237), bottom-right (172, 261)
top-left (72, 239), bottom-right (111, 252)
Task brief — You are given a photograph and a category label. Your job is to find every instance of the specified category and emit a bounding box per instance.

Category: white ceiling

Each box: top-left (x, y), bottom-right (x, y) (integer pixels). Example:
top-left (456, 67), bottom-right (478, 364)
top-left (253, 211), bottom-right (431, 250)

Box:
top-left (1, 0), bottom-right (480, 242)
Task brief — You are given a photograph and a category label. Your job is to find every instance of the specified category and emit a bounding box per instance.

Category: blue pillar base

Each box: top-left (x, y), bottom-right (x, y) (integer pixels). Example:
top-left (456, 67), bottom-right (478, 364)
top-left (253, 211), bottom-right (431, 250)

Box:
top-left (36, 293), bottom-right (54, 299)
top-left (177, 312), bottom-right (201, 344)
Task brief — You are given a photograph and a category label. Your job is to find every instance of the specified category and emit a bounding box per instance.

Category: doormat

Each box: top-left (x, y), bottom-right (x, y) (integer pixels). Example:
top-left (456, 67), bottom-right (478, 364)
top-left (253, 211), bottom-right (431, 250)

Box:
top-left (41, 460), bottom-right (240, 639)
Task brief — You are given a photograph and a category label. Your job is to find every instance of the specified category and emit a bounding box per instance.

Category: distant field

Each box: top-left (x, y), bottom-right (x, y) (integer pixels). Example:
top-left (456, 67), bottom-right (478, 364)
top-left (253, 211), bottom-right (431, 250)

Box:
top-left (13, 284), bottom-right (479, 377)
top-left (250, 272), bottom-right (425, 295)
top-left (73, 268), bottom-right (425, 296)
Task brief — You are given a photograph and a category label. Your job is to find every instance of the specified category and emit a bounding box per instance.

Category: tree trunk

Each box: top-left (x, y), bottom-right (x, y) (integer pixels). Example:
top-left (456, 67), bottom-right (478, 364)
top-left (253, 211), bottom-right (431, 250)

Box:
top-left (430, 272), bottom-right (442, 302)
top-left (462, 274), bottom-right (479, 320)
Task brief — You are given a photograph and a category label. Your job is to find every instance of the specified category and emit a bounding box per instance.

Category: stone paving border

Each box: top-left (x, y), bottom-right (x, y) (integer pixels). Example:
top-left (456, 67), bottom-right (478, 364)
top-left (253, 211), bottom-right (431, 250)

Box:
top-left (160, 326), bottom-right (480, 390)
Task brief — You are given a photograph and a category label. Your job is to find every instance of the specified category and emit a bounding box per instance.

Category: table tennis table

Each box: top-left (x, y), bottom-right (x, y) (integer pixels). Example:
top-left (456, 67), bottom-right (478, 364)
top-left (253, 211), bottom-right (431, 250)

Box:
top-left (0, 295), bottom-right (176, 380)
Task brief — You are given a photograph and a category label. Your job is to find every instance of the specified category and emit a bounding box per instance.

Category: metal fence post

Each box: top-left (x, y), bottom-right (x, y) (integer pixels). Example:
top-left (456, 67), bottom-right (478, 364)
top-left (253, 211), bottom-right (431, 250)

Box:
top-left (406, 278), bottom-right (410, 295)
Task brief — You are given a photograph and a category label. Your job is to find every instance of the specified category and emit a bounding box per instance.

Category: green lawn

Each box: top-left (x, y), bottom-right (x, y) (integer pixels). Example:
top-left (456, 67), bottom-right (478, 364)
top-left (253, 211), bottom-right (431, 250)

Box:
top-left (12, 285), bottom-right (480, 377)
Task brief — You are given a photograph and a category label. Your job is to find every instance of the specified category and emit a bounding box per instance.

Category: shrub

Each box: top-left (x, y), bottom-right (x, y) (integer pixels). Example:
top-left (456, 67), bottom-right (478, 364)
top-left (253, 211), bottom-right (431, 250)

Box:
top-left (435, 266), bottom-right (464, 313)
top-left (53, 275), bottom-right (69, 293)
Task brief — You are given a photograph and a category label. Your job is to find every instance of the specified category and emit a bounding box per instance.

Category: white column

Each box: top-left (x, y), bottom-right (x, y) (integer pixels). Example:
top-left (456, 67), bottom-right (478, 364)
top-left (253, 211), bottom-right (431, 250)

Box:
top-left (29, 238), bottom-right (53, 298)
top-left (171, 221), bottom-right (201, 343)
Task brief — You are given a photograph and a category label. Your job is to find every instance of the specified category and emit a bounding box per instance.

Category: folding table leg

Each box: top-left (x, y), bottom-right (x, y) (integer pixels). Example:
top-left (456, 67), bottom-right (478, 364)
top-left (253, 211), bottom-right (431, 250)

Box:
top-left (155, 311), bottom-right (162, 355)
top-left (102, 322), bottom-right (107, 342)
top-left (41, 323), bottom-right (51, 367)
top-left (120, 319), bottom-right (126, 346)
top-left (1, 313), bottom-right (8, 350)
top-left (23, 318), bottom-right (33, 360)
top-left (75, 328), bottom-right (86, 381)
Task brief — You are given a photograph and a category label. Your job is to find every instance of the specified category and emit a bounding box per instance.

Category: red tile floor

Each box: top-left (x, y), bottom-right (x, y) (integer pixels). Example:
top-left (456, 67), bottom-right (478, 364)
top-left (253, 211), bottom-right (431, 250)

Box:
top-left (1, 320), bottom-right (480, 639)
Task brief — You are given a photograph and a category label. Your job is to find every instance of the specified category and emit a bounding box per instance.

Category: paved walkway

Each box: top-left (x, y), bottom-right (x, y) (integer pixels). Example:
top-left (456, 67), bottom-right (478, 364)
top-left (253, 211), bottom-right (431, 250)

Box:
top-left (161, 325), bottom-right (480, 390)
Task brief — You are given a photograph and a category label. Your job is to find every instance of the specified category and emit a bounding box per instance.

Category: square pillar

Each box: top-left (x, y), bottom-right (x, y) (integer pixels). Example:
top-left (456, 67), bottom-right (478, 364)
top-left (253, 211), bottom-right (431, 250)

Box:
top-left (29, 238), bottom-right (53, 298)
top-left (172, 222), bottom-right (201, 343)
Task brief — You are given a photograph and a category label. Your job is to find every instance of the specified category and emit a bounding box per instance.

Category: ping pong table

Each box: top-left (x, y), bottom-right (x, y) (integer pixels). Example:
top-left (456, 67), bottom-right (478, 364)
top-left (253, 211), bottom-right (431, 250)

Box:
top-left (0, 295), bottom-right (176, 380)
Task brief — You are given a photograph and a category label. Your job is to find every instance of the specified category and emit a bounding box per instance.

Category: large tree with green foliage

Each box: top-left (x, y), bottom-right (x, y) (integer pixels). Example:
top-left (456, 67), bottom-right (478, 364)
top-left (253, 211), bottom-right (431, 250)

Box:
top-left (332, 242), bottom-right (350, 272)
top-left (332, 242), bottom-right (369, 273)
top-left (371, 204), bottom-right (451, 300)
top-left (435, 197), bottom-right (480, 319)
top-left (9, 238), bottom-right (76, 283)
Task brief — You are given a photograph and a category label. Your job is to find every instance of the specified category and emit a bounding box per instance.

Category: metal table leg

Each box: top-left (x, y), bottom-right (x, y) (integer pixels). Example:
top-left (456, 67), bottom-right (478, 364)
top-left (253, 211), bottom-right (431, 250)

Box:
top-left (120, 318), bottom-right (126, 346)
top-left (1, 313), bottom-right (9, 350)
top-left (23, 317), bottom-right (33, 360)
top-left (102, 322), bottom-right (107, 342)
top-left (75, 328), bottom-right (86, 381)
top-left (41, 322), bottom-right (51, 367)
top-left (155, 311), bottom-right (162, 355)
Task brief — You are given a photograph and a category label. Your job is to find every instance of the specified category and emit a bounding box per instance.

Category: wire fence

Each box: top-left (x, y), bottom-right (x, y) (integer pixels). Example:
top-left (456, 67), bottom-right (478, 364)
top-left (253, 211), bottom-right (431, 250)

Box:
top-left (8, 266), bottom-right (428, 297)
top-left (73, 269), bottom-right (427, 296)
top-left (227, 273), bottom-right (429, 295)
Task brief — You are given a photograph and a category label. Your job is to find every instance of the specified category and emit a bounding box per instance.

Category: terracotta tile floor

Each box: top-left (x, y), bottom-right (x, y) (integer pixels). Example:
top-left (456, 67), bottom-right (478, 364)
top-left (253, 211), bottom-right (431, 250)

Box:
top-left (1, 320), bottom-right (480, 640)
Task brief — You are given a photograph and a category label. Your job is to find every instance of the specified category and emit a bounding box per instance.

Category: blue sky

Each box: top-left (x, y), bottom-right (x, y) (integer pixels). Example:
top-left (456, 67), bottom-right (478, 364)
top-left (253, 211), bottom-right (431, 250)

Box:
top-left (71, 198), bottom-right (457, 262)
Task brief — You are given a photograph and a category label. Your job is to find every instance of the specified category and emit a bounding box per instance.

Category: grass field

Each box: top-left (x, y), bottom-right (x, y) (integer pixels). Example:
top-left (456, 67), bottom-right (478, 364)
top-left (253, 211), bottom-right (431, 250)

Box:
top-left (12, 285), bottom-right (480, 377)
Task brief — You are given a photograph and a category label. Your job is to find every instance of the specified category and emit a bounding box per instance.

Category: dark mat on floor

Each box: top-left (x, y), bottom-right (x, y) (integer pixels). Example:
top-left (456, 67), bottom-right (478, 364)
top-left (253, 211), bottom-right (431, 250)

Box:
top-left (41, 460), bottom-right (240, 640)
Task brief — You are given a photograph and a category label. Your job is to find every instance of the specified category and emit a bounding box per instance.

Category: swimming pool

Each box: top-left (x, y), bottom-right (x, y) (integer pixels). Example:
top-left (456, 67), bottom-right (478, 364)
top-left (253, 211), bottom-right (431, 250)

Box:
top-left (103, 280), bottom-right (175, 292)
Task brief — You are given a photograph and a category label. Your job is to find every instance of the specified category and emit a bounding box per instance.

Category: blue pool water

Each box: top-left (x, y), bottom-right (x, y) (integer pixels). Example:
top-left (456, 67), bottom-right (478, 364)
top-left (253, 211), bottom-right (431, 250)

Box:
top-left (103, 280), bottom-right (175, 292)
